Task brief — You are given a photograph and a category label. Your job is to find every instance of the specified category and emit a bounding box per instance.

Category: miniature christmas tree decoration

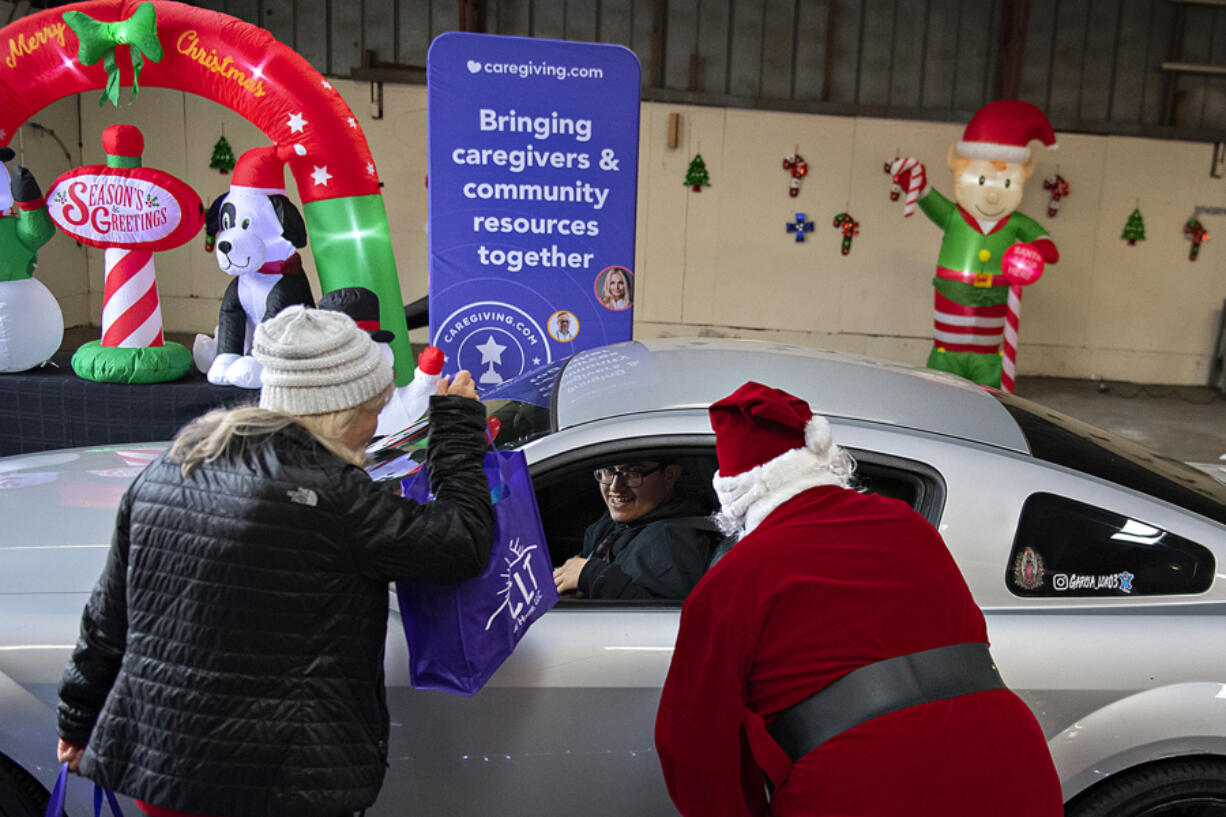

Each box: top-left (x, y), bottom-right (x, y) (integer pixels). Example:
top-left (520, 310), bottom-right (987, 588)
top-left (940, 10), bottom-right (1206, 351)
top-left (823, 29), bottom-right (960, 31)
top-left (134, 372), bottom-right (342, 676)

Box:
top-left (685, 154), bottom-right (710, 191)
top-left (1121, 208), bottom-right (1145, 245)
top-left (210, 134), bottom-right (236, 174)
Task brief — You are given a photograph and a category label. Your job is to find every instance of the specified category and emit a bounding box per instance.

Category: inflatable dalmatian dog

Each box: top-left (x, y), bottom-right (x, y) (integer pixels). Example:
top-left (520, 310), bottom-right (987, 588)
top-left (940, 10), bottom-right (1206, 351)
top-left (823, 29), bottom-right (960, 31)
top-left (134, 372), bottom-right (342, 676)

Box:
top-left (193, 145), bottom-right (313, 388)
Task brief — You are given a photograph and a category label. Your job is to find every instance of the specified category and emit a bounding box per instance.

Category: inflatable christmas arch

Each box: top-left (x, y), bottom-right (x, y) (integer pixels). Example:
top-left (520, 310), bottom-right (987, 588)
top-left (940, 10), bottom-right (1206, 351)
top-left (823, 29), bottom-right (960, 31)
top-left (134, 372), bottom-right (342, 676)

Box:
top-left (0, 0), bottom-right (414, 382)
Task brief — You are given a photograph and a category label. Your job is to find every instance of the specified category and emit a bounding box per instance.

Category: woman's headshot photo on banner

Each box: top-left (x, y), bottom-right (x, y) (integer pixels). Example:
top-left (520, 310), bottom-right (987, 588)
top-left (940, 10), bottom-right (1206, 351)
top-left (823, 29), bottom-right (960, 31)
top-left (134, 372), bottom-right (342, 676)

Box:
top-left (596, 266), bottom-right (634, 311)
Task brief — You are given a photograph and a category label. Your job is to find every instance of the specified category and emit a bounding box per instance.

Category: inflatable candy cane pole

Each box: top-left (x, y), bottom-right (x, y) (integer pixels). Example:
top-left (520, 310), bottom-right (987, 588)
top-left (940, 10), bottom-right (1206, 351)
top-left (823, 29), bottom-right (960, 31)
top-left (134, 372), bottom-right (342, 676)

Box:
top-left (47, 125), bottom-right (203, 383)
top-left (999, 243), bottom-right (1046, 394)
top-left (889, 157), bottom-right (925, 217)
top-left (101, 247), bottom-right (163, 347)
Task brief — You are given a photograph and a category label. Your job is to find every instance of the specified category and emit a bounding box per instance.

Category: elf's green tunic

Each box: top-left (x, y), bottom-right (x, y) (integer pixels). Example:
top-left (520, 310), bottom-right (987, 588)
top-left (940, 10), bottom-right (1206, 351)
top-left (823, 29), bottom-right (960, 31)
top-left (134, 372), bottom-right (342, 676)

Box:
top-left (918, 188), bottom-right (1055, 387)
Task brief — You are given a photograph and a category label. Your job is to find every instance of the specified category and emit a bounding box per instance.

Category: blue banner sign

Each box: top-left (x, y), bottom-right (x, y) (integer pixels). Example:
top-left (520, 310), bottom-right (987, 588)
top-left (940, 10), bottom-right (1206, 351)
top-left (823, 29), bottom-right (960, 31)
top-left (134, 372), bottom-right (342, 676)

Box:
top-left (427, 32), bottom-right (641, 384)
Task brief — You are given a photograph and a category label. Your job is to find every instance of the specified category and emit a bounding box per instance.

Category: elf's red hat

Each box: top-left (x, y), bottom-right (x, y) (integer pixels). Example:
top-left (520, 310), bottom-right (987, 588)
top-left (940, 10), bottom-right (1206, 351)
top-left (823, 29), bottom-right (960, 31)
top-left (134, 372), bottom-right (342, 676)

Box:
top-left (956, 99), bottom-right (1057, 163)
top-left (709, 381), bottom-right (832, 477)
top-left (230, 144), bottom-right (295, 196)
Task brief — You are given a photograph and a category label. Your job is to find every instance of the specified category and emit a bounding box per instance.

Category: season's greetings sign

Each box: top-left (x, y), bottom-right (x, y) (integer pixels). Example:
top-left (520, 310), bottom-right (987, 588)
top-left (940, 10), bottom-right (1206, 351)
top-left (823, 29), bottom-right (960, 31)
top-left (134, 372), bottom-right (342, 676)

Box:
top-left (48, 167), bottom-right (200, 250)
top-left (427, 32), bottom-right (641, 383)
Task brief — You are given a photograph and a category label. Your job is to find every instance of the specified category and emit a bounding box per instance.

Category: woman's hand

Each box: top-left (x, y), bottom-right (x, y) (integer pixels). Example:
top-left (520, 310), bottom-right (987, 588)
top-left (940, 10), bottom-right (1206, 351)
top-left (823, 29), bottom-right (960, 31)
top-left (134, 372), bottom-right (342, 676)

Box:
top-left (436, 370), bottom-right (480, 402)
top-left (57, 738), bottom-right (85, 773)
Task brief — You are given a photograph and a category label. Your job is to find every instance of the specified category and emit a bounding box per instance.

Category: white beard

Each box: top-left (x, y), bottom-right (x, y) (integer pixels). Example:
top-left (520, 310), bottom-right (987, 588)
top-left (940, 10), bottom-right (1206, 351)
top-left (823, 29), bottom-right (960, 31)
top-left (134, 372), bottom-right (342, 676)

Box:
top-left (711, 444), bottom-right (855, 542)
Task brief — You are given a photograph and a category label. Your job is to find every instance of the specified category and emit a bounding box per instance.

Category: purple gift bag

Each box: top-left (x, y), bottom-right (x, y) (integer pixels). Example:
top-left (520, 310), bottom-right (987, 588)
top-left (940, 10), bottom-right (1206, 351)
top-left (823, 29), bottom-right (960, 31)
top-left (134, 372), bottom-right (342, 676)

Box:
top-left (397, 447), bottom-right (558, 695)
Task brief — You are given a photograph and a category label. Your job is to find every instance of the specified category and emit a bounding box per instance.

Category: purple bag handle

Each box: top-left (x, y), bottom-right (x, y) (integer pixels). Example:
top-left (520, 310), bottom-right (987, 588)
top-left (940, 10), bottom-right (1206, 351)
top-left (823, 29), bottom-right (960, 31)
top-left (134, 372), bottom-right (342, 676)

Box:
top-left (484, 428), bottom-right (513, 504)
top-left (43, 763), bottom-right (66, 817)
top-left (45, 762), bottom-right (124, 817)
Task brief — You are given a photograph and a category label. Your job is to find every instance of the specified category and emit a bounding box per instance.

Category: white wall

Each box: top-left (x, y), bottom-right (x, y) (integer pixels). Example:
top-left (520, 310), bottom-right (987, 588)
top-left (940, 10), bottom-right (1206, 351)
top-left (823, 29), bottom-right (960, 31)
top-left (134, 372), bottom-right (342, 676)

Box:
top-left (23, 82), bottom-right (1226, 385)
top-left (635, 105), bottom-right (1226, 386)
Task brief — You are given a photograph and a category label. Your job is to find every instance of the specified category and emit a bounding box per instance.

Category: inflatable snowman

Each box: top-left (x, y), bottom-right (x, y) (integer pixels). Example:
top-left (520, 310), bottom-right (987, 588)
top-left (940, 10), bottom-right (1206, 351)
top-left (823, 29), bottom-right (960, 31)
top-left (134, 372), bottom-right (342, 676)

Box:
top-left (317, 287), bottom-right (444, 437)
top-left (0, 147), bottom-right (59, 372)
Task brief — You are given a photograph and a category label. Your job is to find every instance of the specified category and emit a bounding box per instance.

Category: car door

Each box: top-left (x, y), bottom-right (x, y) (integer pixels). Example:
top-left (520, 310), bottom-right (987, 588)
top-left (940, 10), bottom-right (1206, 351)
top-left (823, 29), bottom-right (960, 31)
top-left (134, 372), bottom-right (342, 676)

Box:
top-left (375, 411), bottom-right (952, 817)
top-left (827, 419), bottom-right (1226, 801)
top-left (377, 412), bottom-right (705, 817)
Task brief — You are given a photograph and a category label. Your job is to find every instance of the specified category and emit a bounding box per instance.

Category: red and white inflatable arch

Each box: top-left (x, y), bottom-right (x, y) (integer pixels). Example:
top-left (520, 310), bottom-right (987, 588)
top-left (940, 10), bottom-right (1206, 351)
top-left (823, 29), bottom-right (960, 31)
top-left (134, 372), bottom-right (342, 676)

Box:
top-left (0, 0), bottom-right (414, 380)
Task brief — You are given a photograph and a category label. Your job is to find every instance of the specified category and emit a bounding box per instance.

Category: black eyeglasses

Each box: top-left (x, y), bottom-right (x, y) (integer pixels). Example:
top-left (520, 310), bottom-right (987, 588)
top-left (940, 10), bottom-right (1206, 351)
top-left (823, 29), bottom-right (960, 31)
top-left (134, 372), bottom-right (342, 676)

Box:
top-left (592, 464), bottom-right (662, 487)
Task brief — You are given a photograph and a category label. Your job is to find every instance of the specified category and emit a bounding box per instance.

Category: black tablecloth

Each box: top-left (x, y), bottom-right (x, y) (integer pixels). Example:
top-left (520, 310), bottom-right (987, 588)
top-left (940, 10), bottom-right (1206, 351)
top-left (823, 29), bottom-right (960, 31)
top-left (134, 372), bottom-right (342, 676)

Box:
top-left (0, 351), bottom-right (253, 456)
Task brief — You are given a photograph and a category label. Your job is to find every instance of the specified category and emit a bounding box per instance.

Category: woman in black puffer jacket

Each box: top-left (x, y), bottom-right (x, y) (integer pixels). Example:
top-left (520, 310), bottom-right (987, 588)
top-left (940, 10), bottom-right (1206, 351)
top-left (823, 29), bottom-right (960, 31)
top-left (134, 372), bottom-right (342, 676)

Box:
top-left (56, 306), bottom-right (494, 817)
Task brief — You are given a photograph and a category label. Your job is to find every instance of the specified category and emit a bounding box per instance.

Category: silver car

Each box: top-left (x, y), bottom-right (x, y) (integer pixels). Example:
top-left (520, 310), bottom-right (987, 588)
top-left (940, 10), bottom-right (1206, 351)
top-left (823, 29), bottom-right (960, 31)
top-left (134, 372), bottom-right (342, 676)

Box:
top-left (3, 338), bottom-right (1225, 817)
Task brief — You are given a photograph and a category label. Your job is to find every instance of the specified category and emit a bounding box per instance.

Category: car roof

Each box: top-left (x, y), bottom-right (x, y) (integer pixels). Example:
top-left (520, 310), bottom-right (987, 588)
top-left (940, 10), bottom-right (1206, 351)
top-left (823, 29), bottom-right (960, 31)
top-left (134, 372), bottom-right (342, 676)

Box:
top-left (552, 338), bottom-right (1030, 454)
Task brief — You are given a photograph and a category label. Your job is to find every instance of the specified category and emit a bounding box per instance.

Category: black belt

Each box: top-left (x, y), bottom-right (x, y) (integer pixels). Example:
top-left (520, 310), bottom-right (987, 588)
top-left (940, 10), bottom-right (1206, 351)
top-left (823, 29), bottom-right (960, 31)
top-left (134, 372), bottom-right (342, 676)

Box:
top-left (768, 642), bottom-right (1005, 764)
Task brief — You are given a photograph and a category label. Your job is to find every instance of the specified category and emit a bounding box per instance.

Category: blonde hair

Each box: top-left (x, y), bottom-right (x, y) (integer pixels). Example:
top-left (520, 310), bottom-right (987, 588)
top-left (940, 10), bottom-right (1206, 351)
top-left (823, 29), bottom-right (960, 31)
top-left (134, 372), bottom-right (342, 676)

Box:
top-left (601, 267), bottom-right (629, 304)
top-left (169, 384), bottom-right (394, 476)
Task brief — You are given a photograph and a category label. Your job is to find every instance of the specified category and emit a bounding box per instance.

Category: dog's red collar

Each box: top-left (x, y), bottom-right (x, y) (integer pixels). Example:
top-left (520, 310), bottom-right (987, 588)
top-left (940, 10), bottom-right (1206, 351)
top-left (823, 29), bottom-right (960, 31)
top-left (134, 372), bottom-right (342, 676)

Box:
top-left (257, 253), bottom-right (303, 275)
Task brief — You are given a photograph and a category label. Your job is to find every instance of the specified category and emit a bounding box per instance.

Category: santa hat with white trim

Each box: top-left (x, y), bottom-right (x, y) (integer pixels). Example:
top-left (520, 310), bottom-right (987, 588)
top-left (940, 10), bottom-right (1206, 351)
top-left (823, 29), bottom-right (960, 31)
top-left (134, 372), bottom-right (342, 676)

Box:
top-left (709, 381), bottom-right (855, 539)
top-left (230, 144), bottom-right (295, 197)
top-left (956, 99), bottom-right (1057, 163)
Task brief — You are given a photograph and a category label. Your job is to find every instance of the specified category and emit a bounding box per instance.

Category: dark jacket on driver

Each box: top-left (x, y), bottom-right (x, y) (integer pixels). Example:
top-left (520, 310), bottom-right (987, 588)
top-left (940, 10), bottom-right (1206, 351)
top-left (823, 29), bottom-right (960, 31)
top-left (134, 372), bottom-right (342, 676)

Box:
top-left (578, 494), bottom-right (718, 600)
top-left (57, 395), bottom-right (493, 817)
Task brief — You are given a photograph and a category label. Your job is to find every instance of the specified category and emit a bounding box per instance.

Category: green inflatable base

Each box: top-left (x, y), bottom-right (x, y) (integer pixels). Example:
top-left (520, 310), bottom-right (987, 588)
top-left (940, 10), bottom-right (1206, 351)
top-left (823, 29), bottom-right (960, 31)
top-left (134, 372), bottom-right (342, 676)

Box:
top-left (71, 340), bottom-right (193, 384)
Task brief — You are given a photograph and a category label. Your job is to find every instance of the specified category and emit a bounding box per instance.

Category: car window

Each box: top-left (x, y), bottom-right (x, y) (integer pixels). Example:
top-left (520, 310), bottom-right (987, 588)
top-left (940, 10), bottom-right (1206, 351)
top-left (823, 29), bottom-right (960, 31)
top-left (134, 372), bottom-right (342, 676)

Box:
top-left (850, 451), bottom-right (946, 525)
top-left (534, 446), bottom-right (720, 570)
top-left (1006, 492), bottom-right (1216, 597)
top-left (365, 390), bottom-right (557, 488)
top-left (534, 444), bottom-right (945, 605)
top-left (994, 391), bottom-right (1226, 525)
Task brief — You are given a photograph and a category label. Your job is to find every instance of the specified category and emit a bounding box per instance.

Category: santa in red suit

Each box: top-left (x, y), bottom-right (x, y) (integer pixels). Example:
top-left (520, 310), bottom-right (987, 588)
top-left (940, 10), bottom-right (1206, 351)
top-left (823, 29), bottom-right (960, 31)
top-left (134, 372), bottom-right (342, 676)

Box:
top-left (654, 381), bottom-right (1062, 816)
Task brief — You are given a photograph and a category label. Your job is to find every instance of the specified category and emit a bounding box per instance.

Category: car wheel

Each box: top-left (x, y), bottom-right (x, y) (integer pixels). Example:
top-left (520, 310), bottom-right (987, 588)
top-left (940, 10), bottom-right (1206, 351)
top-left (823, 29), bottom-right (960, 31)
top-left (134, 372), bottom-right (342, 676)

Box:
top-left (0, 757), bottom-right (47, 817)
top-left (1067, 758), bottom-right (1226, 817)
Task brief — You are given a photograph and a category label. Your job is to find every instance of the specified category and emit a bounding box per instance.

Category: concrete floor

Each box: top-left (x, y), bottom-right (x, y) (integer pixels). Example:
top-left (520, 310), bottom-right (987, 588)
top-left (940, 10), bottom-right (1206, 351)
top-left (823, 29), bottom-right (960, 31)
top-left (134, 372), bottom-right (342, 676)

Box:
top-left (62, 326), bottom-right (1226, 468)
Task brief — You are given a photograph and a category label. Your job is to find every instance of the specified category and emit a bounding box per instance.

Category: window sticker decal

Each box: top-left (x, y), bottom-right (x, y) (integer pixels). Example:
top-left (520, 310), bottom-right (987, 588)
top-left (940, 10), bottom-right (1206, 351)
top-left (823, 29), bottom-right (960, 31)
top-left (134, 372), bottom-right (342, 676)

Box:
top-left (1012, 546), bottom-right (1046, 590)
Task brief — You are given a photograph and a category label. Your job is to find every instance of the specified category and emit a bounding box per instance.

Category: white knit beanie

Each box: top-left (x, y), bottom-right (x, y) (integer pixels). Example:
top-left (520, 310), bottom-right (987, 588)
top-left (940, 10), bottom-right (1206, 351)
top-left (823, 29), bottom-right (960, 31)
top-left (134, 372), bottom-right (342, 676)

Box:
top-left (253, 305), bottom-right (393, 416)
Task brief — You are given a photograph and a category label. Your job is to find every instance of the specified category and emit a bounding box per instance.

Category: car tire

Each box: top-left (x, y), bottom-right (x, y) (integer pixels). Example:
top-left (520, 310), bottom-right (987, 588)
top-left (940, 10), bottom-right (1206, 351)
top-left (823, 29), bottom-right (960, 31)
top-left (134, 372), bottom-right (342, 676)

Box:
top-left (0, 757), bottom-right (47, 817)
top-left (1066, 757), bottom-right (1226, 817)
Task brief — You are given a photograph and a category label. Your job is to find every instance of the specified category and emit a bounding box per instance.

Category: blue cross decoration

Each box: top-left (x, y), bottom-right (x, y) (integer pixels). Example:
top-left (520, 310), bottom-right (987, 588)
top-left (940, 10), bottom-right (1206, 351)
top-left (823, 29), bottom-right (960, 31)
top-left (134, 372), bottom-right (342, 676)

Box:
top-left (786, 213), bottom-right (816, 243)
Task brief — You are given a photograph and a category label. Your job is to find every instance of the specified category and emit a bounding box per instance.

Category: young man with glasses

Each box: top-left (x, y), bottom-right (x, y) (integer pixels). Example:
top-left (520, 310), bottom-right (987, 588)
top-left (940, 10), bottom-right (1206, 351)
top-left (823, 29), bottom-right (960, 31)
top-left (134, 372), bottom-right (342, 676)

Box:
top-left (551, 459), bottom-right (718, 600)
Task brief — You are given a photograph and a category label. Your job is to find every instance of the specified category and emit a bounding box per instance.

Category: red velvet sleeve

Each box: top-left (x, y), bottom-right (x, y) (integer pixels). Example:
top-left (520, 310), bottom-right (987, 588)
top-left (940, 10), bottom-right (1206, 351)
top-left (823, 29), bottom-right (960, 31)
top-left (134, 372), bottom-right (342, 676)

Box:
top-left (655, 594), bottom-right (767, 817)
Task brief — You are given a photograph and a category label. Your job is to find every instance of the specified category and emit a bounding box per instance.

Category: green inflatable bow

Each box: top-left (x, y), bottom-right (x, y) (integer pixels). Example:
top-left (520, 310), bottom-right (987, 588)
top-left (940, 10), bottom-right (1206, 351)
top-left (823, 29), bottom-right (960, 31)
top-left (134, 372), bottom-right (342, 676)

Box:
top-left (63, 2), bottom-right (163, 107)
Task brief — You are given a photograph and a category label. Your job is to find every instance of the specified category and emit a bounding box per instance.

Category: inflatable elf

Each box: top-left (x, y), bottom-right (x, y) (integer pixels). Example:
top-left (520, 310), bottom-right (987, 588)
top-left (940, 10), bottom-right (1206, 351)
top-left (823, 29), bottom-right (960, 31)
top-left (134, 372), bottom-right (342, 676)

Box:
top-left (891, 99), bottom-right (1058, 390)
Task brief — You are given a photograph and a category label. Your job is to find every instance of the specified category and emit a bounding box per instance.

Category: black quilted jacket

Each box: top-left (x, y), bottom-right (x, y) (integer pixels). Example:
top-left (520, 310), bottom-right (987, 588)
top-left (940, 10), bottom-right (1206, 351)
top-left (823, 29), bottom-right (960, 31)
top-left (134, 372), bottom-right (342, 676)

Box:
top-left (57, 395), bottom-right (494, 817)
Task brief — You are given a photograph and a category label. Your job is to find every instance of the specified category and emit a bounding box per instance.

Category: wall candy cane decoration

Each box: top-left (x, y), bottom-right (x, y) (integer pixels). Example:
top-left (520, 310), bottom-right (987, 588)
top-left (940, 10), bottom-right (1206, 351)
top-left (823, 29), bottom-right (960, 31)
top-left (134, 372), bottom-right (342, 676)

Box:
top-left (832, 212), bottom-right (859, 255)
top-left (1042, 174), bottom-right (1069, 218)
top-left (47, 124), bottom-right (203, 383)
top-left (782, 148), bottom-right (807, 197)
